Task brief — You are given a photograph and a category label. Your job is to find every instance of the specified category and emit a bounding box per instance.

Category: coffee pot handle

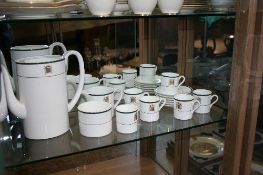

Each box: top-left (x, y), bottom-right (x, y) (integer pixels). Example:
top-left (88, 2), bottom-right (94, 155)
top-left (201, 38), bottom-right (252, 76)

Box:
top-left (113, 89), bottom-right (123, 109)
top-left (49, 42), bottom-right (67, 55)
top-left (64, 50), bottom-right (85, 112)
top-left (210, 95), bottom-right (219, 108)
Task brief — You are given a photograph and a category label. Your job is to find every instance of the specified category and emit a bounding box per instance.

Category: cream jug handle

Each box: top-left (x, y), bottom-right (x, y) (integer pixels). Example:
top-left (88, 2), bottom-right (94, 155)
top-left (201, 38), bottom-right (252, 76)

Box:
top-left (49, 42), bottom-right (67, 55)
top-left (64, 51), bottom-right (85, 112)
top-left (0, 50), bottom-right (15, 92)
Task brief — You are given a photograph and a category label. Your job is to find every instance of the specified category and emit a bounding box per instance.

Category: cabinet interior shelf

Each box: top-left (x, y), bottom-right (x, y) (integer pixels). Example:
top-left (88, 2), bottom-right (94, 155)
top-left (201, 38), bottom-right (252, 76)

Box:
top-left (0, 7), bottom-right (235, 23)
top-left (2, 106), bottom-right (226, 168)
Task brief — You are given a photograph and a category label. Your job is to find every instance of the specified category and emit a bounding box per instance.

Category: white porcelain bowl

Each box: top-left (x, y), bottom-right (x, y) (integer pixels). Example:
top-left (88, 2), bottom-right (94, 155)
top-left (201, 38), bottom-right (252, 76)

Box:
top-left (158, 0), bottom-right (184, 14)
top-left (86, 0), bottom-right (116, 16)
top-left (128, 0), bottom-right (157, 15)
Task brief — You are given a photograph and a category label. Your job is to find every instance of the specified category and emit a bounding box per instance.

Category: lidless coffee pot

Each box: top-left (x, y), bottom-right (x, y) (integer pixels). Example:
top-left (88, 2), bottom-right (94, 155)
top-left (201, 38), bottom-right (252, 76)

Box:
top-left (1, 50), bottom-right (85, 140)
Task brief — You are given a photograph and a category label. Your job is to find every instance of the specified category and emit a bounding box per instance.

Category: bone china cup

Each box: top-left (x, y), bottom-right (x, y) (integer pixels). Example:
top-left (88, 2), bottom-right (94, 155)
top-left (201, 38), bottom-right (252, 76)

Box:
top-left (128, 0), bottom-right (157, 15)
top-left (174, 94), bottom-right (201, 120)
top-left (158, 0), bottom-right (184, 14)
top-left (101, 73), bottom-right (122, 86)
top-left (139, 64), bottom-right (157, 82)
top-left (78, 101), bottom-right (112, 137)
top-left (81, 86), bottom-right (123, 115)
top-left (86, 0), bottom-right (116, 16)
top-left (122, 69), bottom-right (137, 88)
top-left (161, 72), bottom-right (185, 87)
top-left (116, 104), bottom-right (139, 134)
top-left (124, 88), bottom-right (149, 105)
top-left (193, 89), bottom-right (219, 114)
top-left (109, 79), bottom-right (126, 100)
top-left (139, 96), bottom-right (166, 122)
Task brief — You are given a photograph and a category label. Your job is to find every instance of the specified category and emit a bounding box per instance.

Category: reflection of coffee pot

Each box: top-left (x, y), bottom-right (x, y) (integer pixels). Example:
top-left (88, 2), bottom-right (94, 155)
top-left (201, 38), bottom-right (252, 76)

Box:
top-left (1, 51), bottom-right (85, 140)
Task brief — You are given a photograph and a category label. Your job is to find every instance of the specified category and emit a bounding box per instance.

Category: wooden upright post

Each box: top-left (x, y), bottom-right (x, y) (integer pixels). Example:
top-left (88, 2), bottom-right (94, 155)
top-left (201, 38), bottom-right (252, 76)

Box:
top-left (223, 0), bottom-right (263, 174)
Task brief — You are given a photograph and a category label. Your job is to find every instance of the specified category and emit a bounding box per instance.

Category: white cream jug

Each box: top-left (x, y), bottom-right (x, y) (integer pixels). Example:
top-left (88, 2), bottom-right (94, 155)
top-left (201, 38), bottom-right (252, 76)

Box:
top-left (1, 50), bottom-right (85, 140)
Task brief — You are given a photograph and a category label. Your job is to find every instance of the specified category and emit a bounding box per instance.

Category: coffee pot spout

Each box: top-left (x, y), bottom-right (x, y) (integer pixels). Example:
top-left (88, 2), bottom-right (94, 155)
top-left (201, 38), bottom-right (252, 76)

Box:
top-left (0, 50), bottom-right (15, 92)
top-left (1, 65), bottom-right (27, 119)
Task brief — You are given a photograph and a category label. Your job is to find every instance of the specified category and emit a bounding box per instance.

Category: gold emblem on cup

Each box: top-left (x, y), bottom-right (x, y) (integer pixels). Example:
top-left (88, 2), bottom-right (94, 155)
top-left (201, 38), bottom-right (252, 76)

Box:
top-left (169, 79), bottom-right (175, 85)
top-left (130, 96), bottom-right (136, 103)
top-left (103, 96), bottom-right (109, 103)
top-left (176, 102), bottom-right (182, 110)
top-left (149, 104), bottom-right (155, 112)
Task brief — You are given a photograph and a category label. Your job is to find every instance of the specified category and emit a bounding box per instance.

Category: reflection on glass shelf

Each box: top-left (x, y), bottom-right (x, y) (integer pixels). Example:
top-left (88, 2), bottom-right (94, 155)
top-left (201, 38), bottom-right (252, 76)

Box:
top-left (1, 106), bottom-right (226, 168)
top-left (0, 7), bottom-right (235, 23)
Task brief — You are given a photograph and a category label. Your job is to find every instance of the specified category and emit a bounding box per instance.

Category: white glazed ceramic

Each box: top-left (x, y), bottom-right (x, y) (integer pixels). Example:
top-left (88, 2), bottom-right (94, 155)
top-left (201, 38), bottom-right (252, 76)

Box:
top-left (124, 88), bottom-right (149, 105)
top-left (177, 86), bottom-right (192, 95)
top-left (193, 89), bottom-right (219, 106)
top-left (139, 64), bottom-right (157, 83)
top-left (0, 67), bottom-right (8, 122)
top-left (158, 0), bottom-right (184, 14)
top-left (78, 101), bottom-right (112, 124)
top-left (10, 42), bottom-right (67, 92)
top-left (139, 96), bottom-right (166, 114)
top-left (193, 89), bottom-right (219, 114)
top-left (128, 0), bottom-right (157, 15)
top-left (117, 122), bottom-right (138, 134)
top-left (101, 73), bottom-right (122, 86)
top-left (79, 121), bottom-right (112, 137)
top-left (109, 79), bottom-right (126, 100)
top-left (156, 86), bottom-right (178, 96)
top-left (140, 111), bottom-right (160, 122)
top-left (2, 51), bottom-right (85, 140)
top-left (116, 104), bottom-right (138, 124)
top-left (174, 110), bottom-right (194, 120)
top-left (122, 69), bottom-right (137, 88)
top-left (86, 0), bottom-right (116, 16)
top-left (81, 86), bottom-right (123, 113)
top-left (161, 72), bottom-right (185, 87)
top-left (66, 75), bottom-right (77, 100)
top-left (174, 94), bottom-right (200, 113)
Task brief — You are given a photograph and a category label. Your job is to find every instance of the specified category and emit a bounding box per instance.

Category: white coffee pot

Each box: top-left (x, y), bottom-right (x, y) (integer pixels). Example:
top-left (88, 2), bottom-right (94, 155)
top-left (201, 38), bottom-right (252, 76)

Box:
top-left (1, 50), bottom-right (85, 140)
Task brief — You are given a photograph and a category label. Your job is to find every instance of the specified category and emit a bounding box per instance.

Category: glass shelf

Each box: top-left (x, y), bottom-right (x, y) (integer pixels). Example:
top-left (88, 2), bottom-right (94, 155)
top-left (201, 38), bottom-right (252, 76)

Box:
top-left (0, 7), bottom-right (235, 23)
top-left (1, 105), bottom-right (227, 168)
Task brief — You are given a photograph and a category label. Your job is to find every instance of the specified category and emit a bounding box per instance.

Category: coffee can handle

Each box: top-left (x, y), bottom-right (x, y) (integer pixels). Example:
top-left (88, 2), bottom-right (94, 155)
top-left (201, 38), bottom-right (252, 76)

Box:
top-left (178, 76), bottom-right (185, 87)
top-left (114, 89), bottom-right (123, 109)
top-left (210, 95), bottom-right (219, 108)
top-left (192, 100), bottom-right (201, 114)
top-left (159, 98), bottom-right (166, 111)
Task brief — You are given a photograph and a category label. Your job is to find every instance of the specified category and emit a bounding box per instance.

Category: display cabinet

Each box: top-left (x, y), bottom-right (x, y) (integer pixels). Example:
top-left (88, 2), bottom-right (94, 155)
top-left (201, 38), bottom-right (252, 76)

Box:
top-left (0, 0), bottom-right (262, 174)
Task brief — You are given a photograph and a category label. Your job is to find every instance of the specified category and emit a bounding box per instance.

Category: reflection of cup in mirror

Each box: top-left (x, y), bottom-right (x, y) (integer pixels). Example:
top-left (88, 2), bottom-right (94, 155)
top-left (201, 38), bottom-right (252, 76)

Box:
top-left (101, 73), bottom-right (122, 86)
top-left (193, 89), bottom-right (219, 114)
top-left (161, 72), bottom-right (185, 87)
top-left (193, 113), bottom-right (212, 123)
top-left (109, 79), bottom-right (126, 100)
top-left (122, 69), bottom-right (137, 88)
top-left (139, 64), bottom-right (157, 82)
